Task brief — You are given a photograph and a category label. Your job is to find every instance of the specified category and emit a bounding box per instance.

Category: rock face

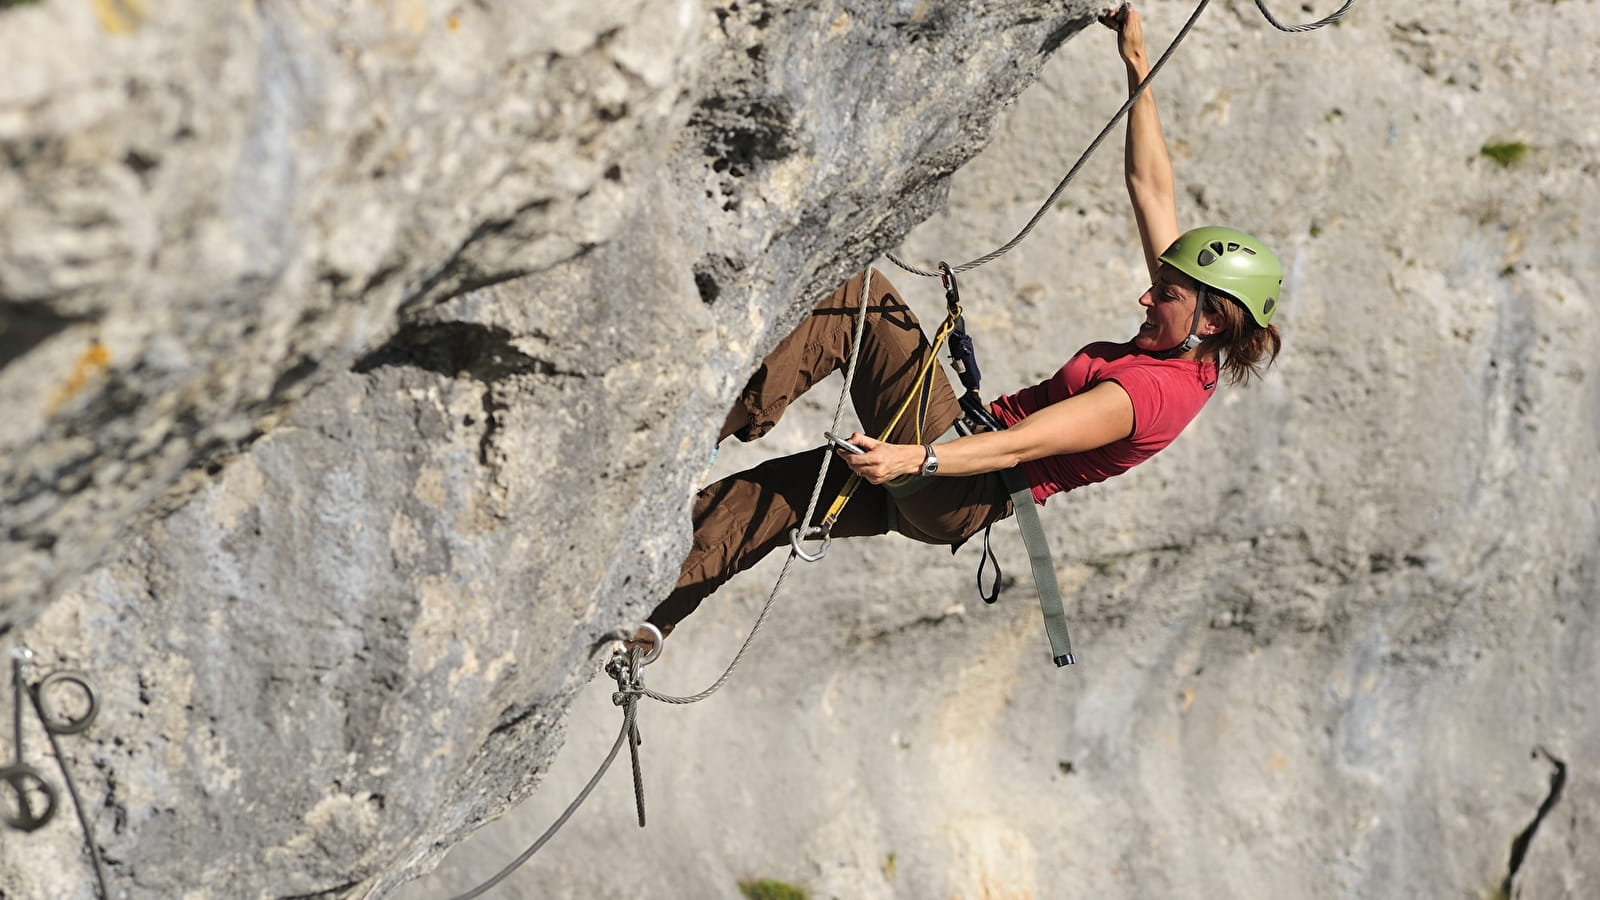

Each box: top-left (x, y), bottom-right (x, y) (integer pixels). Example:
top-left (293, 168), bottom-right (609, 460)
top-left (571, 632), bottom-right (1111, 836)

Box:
top-left (2, 0), bottom-right (1106, 896)
top-left (1, 0), bottom-right (710, 621)
top-left (4, 1), bottom-right (1598, 899)
top-left (400, 3), bottom-right (1600, 899)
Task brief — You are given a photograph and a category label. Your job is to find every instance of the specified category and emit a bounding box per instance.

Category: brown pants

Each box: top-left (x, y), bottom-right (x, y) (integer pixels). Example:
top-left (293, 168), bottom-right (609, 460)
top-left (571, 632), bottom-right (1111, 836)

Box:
top-left (648, 271), bottom-right (1013, 629)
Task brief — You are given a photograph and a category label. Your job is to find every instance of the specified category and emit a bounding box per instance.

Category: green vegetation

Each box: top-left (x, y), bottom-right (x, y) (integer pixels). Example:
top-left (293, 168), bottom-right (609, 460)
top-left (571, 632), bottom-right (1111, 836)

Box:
top-left (1480, 141), bottom-right (1531, 169)
top-left (882, 851), bottom-right (898, 879)
top-left (738, 878), bottom-right (808, 900)
top-left (1, 0), bottom-right (44, 7)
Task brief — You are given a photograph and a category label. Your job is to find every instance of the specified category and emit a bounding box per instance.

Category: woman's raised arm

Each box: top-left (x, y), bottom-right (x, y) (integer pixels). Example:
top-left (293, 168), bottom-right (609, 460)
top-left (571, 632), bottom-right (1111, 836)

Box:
top-left (1104, 4), bottom-right (1180, 281)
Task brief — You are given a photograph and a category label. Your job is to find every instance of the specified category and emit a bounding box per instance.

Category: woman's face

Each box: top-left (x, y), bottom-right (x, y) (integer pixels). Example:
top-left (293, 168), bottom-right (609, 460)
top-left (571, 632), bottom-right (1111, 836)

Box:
top-left (1134, 265), bottom-right (1213, 352)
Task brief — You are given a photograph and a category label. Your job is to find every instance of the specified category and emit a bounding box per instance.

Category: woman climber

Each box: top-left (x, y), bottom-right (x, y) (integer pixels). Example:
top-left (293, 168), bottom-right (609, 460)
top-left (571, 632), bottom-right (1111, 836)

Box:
top-left (635, 5), bottom-right (1283, 650)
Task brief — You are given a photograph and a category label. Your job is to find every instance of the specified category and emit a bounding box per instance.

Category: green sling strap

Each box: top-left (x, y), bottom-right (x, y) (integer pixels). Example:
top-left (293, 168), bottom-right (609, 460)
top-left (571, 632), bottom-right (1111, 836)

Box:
top-left (997, 467), bottom-right (1076, 667)
top-left (883, 424), bottom-right (1075, 667)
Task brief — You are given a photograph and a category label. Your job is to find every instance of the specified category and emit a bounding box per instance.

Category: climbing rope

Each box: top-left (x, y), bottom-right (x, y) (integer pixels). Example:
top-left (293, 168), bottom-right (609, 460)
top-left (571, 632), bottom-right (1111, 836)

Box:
top-left (797, 292), bottom-right (957, 549)
top-left (886, 0), bottom-right (1355, 278)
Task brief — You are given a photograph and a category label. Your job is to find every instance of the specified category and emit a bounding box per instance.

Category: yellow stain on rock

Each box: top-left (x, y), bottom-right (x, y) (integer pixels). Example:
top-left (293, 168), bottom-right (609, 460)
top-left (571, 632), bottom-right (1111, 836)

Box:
top-left (943, 816), bottom-right (1038, 900)
top-left (88, 0), bottom-right (148, 34)
top-left (47, 340), bottom-right (112, 416)
top-left (395, 0), bottom-right (427, 34)
top-left (1267, 752), bottom-right (1289, 773)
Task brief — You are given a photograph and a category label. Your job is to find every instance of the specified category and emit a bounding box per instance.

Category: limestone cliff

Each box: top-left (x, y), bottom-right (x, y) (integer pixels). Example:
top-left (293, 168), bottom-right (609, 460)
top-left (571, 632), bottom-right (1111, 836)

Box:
top-left (2, 0), bottom-right (1106, 896)
top-left (4, 1), bottom-right (1598, 899)
top-left (410, 2), bottom-right (1600, 898)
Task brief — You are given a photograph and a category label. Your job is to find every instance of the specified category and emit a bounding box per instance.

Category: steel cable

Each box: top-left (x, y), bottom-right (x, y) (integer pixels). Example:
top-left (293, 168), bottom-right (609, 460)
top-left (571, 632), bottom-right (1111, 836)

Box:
top-left (446, 697), bottom-right (639, 900)
top-left (440, 2), bottom-right (1360, 890)
top-left (634, 265), bottom-right (876, 706)
top-left (886, 0), bottom-right (1354, 278)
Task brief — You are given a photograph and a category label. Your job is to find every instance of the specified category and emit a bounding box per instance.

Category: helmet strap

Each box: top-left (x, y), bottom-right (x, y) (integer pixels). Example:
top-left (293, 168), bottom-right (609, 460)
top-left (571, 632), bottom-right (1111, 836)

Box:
top-left (1156, 287), bottom-right (1209, 358)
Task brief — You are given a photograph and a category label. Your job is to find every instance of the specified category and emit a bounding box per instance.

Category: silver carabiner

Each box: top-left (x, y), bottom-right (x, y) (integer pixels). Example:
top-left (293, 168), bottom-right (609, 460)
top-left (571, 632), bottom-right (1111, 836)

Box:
top-left (790, 526), bottom-right (830, 562)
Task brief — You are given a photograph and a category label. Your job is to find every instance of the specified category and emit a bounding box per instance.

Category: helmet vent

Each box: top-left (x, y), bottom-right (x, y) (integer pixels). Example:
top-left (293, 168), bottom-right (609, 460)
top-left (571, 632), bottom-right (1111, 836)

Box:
top-left (1197, 248), bottom-right (1217, 266)
top-left (1242, 246), bottom-right (1257, 255)
top-left (1208, 241), bottom-right (1225, 256)
top-left (1264, 297), bottom-right (1277, 315)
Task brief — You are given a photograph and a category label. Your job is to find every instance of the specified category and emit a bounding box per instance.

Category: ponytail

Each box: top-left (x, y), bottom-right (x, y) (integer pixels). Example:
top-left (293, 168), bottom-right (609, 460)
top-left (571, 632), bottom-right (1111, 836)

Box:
top-left (1198, 291), bottom-right (1281, 386)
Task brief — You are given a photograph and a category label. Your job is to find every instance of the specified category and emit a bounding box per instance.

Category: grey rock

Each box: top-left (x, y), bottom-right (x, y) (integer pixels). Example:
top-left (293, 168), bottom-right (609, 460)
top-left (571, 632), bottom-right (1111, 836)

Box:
top-left (408, 2), bottom-right (1600, 899)
top-left (7, 1), bottom-right (1599, 899)
top-left (2, 0), bottom-right (1104, 896)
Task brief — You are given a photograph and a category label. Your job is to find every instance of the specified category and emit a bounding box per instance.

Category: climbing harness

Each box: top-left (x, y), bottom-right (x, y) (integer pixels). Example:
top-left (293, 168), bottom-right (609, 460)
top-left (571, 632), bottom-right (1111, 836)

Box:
top-left (885, 0), bottom-right (1356, 279)
top-left (447, 2), bottom-right (1360, 892)
top-left (937, 266), bottom-right (1078, 667)
top-left (792, 269), bottom-right (962, 554)
top-left (785, 263), bottom-right (1077, 666)
top-left (2, 648), bottom-right (109, 900)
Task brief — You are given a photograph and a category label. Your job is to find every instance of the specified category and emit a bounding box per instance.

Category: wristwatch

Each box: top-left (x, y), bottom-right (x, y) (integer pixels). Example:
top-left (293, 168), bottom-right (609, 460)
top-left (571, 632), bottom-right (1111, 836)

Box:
top-left (919, 443), bottom-right (939, 476)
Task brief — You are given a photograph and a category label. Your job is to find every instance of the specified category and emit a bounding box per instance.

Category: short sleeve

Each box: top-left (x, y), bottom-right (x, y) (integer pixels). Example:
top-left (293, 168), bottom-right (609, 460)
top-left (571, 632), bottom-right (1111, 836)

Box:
top-left (1101, 366), bottom-right (1171, 450)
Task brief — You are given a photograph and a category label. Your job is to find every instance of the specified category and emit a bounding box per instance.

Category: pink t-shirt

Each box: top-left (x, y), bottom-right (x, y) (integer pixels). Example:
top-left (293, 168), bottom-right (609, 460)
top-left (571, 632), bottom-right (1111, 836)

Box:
top-left (988, 341), bottom-right (1217, 504)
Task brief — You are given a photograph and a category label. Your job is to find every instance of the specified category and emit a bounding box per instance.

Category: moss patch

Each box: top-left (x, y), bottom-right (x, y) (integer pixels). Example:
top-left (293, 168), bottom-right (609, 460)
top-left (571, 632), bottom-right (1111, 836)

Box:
top-left (738, 878), bottom-right (808, 900)
top-left (1480, 141), bottom-right (1531, 169)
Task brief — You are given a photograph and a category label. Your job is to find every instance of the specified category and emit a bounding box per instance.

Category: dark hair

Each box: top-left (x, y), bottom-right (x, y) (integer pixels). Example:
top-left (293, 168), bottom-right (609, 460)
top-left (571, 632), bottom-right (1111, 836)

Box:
top-left (1197, 289), bottom-right (1281, 386)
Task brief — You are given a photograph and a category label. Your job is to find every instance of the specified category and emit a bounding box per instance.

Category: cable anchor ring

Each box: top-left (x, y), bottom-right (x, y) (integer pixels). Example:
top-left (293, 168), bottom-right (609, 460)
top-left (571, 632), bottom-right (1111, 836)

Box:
top-left (35, 671), bottom-right (98, 736)
top-left (0, 763), bottom-right (58, 833)
top-left (630, 623), bottom-right (663, 668)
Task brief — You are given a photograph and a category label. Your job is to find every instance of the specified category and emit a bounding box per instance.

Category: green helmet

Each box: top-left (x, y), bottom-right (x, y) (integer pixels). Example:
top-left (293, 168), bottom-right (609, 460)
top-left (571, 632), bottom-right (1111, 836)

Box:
top-left (1158, 226), bottom-right (1283, 327)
